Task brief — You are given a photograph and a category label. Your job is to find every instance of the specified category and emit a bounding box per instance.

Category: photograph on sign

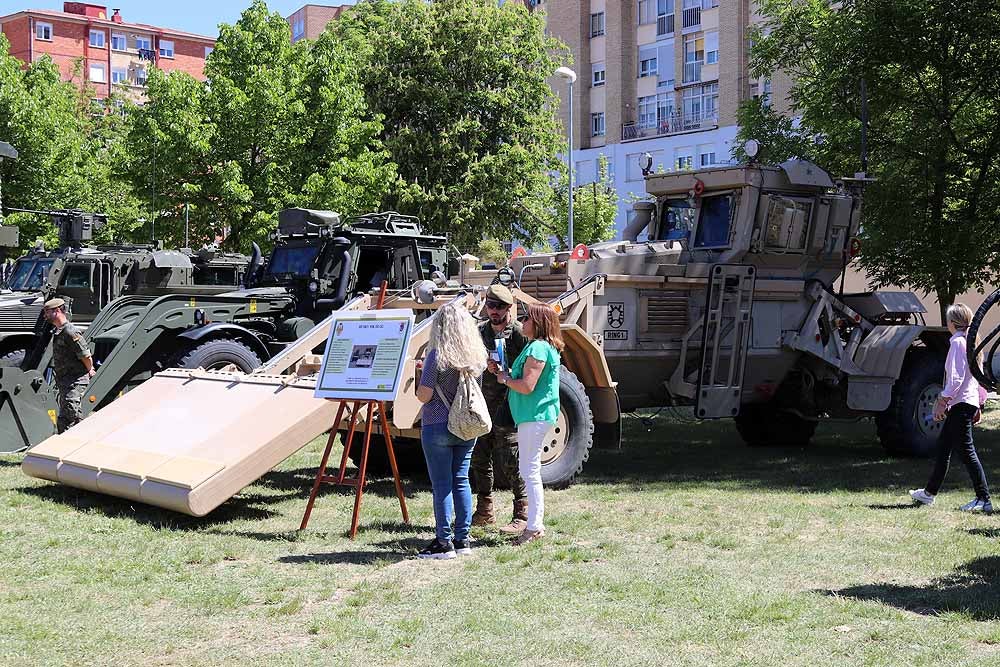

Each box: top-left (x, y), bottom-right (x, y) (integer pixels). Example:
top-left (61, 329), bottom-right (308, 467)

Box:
top-left (314, 309), bottom-right (415, 401)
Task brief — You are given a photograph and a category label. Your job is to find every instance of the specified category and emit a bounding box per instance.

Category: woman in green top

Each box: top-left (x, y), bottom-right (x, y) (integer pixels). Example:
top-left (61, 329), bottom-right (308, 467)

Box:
top-left (492, 303), bottom-right (563, 545)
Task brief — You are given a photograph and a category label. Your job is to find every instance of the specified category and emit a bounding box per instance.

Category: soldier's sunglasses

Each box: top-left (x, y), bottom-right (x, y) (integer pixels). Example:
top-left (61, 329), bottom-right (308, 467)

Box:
top-left (485, 300), bottom-right (510, 310)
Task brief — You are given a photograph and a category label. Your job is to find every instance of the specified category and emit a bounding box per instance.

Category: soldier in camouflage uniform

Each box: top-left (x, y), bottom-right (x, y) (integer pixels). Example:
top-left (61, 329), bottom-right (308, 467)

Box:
top-left (43, 298), bottom-right (95, 433)
top-left (473, 284), bottom-right (529, 533)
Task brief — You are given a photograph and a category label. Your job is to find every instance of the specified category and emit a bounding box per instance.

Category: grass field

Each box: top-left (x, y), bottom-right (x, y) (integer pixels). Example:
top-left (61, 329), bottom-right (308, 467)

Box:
top-left (3, 413), bottom-right (1000, 666)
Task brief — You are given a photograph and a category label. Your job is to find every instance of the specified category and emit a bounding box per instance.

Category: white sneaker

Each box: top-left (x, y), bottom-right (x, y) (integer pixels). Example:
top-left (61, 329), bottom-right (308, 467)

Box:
top-left (909, 488), bottom-right (935, 505)
top-left (960, 498), bottom-right (993, 513)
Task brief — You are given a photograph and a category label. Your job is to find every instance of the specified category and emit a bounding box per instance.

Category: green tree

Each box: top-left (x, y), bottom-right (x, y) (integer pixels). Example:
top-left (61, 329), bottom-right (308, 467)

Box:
top-left (736, 0), bottom-right (1000, 318)
top-left (544, 154), bottom-right (618, 249)
top-left (326, 0), bottom-right (567, 248)
top-left (121, 1), bottom-right (394, 252)
top-left (476, 238), bottom-right (508, 267)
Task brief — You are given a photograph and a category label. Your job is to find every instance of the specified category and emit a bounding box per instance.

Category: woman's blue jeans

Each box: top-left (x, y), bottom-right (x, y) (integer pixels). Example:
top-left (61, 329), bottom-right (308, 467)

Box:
top-left (421, 422), bottom-right (476, 543)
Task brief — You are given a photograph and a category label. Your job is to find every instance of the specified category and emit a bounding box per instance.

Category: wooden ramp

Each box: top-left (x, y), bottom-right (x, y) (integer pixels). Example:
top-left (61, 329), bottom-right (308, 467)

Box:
top-left (21, 368), bottom-right (336, 516)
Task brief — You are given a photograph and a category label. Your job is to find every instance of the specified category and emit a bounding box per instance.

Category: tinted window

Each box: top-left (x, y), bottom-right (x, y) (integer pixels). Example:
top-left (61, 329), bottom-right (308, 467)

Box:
top-left (266, 246), bottom-right (321, 278)
top-left (656, 199), bottom-right (696, 241)
top-left (194, 267), bottom-right (237, 286)
top-left (693, 195), bottom-right (733, 248)
top-left (61, 264), bottom-right (92, 288)
top-left (8, 258), bottom-right (55, 291)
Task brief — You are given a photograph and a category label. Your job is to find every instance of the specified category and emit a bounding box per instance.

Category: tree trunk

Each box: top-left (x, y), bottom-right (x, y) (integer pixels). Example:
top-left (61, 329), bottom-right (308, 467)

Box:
top-left (936, 287), bottom-right (954, 326)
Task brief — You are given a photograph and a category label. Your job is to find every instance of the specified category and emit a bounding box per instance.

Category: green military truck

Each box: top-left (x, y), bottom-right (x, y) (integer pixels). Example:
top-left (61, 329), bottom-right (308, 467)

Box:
top-left (0, 208), bottom-right (450, 452)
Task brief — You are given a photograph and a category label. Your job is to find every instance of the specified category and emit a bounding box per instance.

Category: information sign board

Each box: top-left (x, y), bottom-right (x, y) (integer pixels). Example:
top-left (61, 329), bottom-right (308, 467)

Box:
top-left (313, 309), bottom-right (415, 401)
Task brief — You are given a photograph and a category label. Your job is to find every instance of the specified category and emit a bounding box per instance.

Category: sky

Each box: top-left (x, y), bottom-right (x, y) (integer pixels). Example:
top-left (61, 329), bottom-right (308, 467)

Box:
top-left (0, 0), bottom-right (354, 37)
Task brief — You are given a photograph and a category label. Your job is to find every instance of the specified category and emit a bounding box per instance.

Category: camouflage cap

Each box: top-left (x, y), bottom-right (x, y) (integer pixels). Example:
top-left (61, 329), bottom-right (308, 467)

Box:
top-left (43, 297), bottom-right (65, 310)
top-left (486, 284), bottom-right (515, 306)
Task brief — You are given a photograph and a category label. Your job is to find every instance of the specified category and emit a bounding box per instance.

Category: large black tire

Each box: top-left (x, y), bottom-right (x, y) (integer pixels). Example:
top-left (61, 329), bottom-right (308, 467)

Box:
top-left (876, 350), bottom-right (946, 457)
top-left (734, 403), bottom-right (818, 447)
top-left (172, 338), bottom-right (263, 373)
top-left (0, 348), bottom-right (26, 369)
top-left (535, 367), bottom-right (594, 489)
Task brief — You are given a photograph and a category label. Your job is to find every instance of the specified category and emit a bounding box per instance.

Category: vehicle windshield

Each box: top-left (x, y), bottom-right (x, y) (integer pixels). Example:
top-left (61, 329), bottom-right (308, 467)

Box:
top-left (265, 245), bottom-right (321, 279)
top-left (6, 258), bottom-right (55, 291)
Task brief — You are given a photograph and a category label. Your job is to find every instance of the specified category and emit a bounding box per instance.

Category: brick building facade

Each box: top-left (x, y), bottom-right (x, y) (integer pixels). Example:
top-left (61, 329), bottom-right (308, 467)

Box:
top-left (0, 3), bottom-right (215, 101)
top-left (287, 4), bottom-right (352, 42)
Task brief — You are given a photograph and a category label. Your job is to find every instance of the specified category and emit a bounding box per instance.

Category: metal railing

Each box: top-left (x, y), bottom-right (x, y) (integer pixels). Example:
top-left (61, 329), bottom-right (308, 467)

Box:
top-left (682, 6), bottom-right (701, 28)
top-left (621, 109), bottom-right (719, 141)
top-left (656, 14), bottom-right (675, 36)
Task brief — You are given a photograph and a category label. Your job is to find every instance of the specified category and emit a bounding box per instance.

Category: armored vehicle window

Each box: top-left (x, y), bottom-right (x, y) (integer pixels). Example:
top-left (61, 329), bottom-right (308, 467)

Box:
top-left (267, 245), bottom-right (322, 278)
top-left (61, 264), bottom-right (92, 288)
top-left (7, 258), bottom-right (54, 291)
top-left (656, 199), bottom-right (696, 242)
top-left (763, 196), bottom-right (813, 252)
top-left (194, 266), bottom-right (237, 286)
top-left (693, 194), bottom-right (735, 249)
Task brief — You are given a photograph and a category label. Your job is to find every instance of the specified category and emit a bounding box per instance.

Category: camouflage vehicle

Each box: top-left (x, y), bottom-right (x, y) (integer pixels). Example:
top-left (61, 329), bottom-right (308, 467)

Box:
top-left (455, 157), bottom-right (949, 486)
top-left (0, 208), bottom-right (449, 452)
top-left (0, 209), bottom-right (251, 366)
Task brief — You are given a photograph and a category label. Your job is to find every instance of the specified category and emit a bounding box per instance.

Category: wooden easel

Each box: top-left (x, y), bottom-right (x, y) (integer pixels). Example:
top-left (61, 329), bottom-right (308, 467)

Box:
top-left (299, 281), bottom-right (410, 539)
top-left (298, 398), bottom-right (410, 539)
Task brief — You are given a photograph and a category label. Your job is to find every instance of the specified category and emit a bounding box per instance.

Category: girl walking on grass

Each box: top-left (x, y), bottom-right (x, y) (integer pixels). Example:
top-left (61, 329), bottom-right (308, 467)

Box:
top-left (910, 303), bottom-right (992, 513)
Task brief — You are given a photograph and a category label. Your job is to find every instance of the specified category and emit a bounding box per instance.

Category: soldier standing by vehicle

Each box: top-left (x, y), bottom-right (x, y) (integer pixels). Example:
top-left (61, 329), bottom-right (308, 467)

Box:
top-left (43, 298), bottom-right (95, 433)
top-left (473, 284), bottom-right (529, 533)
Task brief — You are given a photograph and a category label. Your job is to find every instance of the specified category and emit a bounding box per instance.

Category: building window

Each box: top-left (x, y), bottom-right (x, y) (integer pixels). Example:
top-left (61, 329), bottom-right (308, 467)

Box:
top-left (638, 0), bottom-right (656, 24)
top-left (592, 62), bottom-right (606, 87)
top-left (639, 46), bottom-right (658, 78)
top-left (111, 67), bottom-right (127, 84)
top-left (292, 16), bottom-right (305, 41)
top-left (705, 31), bottom-right (719, 65)
top-left (89, 63), bottom-right (106, 83)
top-left (591, 112), bottom-right (606, 137)
top-left (159, 40), bottom-right (175, 58)
top-left (656, 0), bottom-right (675, 35)
top-left (700, 151), bottom-right (716, 167)
top-left (135, 36), bottom-right (151, 51)
top-left (682, 83), bottom-right (718, 127)
top-left (590, 12), bottom-right (605, 37)
top-left (134, 67), bottom-right (147, 86)
top-left (683, 34), bottom-right (704, 83)
top-left (675, 152), bottom-right (693, 170)
top-left (682, 0), bottom-right (702, 29)
top-left (89, 30), bottom-right (105, 48)
top-left (35, 22), bottom-right (53, 41)
top-left (111, 33), bottom-right (126, 50)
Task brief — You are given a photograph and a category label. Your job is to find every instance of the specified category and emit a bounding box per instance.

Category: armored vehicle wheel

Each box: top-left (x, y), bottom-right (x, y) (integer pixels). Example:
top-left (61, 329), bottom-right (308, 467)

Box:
top-left (172, 338), bottom-right (263, 373)
top-left (734, 404), bottom-right (817, 447)
top-left (0, 348), bottom-right (26, 368)
top-left (876, 350), bottom-right (946, 457)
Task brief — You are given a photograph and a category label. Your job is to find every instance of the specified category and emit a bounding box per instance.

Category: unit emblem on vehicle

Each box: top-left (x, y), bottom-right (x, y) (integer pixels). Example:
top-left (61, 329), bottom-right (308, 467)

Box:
top-left (607, 302), bottom-right (625, 329)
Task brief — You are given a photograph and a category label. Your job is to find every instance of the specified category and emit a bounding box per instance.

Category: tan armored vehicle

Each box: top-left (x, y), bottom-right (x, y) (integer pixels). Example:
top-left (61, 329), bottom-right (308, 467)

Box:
top-left (457, 158), bottom-right (948, 484)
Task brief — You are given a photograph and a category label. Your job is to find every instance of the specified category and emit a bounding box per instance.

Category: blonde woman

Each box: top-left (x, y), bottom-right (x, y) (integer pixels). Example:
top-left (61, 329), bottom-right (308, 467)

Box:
top-left (493, 303), bottom-right (564, 545)
top-left (910, 303), bottom-right (992, 512)
top-left (416, 302), bottom-right (488, 559)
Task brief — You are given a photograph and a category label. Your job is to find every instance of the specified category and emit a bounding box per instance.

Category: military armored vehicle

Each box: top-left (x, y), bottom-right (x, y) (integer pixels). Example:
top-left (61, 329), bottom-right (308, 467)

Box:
top-left (0, 208), bottom-right (251, 366)
top-left (0, 208), bottom-right (448, 452)
top-left (450, 158), bottom-right (950, 485)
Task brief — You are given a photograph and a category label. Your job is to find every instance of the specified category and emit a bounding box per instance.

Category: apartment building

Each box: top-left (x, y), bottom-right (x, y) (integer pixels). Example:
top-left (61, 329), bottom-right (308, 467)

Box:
top-left (543, 0), bottom-right (790, 234)
top-left (288, 3), bottom-right (354, 42)
top-left (0, 2), bottom-right (215, 101)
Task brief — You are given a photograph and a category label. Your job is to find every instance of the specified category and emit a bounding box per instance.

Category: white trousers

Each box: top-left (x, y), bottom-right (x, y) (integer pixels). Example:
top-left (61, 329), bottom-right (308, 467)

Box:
top-left (517, 420), bottom-right (550, 532)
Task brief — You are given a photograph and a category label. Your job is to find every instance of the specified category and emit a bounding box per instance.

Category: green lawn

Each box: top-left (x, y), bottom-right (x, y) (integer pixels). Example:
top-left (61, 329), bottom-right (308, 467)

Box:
top-left (3, 413), bottom-right (1000, 666)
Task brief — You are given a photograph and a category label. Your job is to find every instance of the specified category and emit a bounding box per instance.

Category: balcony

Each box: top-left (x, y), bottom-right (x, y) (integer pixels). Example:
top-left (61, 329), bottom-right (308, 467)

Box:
top-left (656, 14), bottom-right (675, 36)
top-left (682, 6), bottom-right (701, 28)
top-left (621, 109), bottom-right (719, 142)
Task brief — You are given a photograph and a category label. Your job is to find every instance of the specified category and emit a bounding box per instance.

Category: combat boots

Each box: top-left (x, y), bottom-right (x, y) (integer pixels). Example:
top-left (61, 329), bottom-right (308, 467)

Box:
top-left (471, 494), bottom-right (496, 527)
top-left (499, 499), bottom-right (528, 534)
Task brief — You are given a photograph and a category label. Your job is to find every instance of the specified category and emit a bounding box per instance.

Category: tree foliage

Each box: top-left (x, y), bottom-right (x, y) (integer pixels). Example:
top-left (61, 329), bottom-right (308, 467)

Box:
top-left (120, 0), bottom-right (394, 251)
top-left (0, 35), bottom-right (142, 250)
top-left (735, 0), bottom-right (1000, 315)
top-left (326, 0), bottom-right (567, 249)
top-left (544, 154), bottom-right (618, 249)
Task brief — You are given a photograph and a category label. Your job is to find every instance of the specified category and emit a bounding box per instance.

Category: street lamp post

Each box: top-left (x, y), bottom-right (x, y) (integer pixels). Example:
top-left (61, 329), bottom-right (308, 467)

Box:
top-left (555, 66), bottom-right (577, 249)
